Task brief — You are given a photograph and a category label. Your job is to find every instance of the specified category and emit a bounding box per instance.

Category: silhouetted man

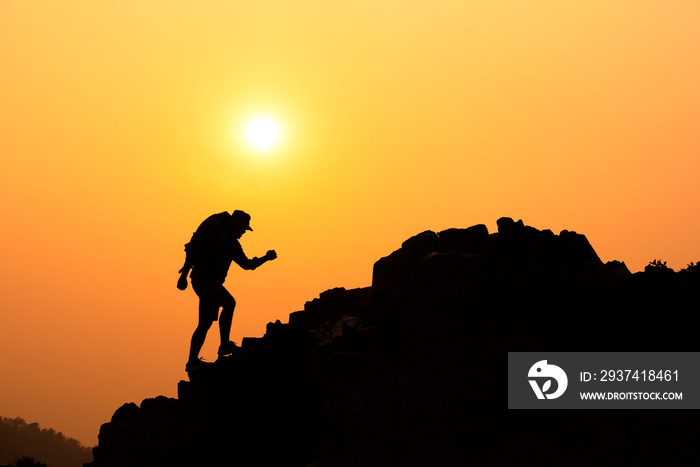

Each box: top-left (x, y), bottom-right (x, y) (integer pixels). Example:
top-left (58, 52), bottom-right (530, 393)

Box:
top-left (177, 210), bottom-right (277, 371)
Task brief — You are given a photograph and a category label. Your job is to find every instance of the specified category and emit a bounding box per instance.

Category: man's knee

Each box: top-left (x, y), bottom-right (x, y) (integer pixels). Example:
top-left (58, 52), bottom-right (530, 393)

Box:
top-left (222, 296), bottom-right (236, 312)
top-left (195, 318), bottom-right (214, 333)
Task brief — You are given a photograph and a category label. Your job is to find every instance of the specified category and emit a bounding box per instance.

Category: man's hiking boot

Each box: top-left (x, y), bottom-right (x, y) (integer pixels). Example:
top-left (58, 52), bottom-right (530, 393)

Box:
top-left (218, 341), bottom-right (241, 357)
top-left (185, 358), bottom-right (207, 372)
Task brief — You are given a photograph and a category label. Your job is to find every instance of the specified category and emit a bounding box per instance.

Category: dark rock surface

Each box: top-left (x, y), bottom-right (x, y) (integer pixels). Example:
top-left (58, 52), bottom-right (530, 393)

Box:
top-left (88, 218), bottom-right (700, 467)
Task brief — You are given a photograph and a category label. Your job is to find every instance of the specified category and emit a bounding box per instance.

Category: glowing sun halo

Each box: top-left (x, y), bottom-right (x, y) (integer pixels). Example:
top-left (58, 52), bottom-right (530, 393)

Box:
top-left (243, 116), bottom-right (282, 151)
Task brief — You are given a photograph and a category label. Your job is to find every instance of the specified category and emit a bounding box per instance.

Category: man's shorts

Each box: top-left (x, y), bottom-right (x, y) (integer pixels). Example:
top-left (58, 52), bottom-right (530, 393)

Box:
top-left (191, 280), bottom-right (235, 322)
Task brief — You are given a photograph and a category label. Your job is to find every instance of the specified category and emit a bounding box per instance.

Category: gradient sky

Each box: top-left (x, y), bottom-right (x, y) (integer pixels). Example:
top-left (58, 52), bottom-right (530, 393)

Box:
top-left (1, 1), bottom-right (699, 446)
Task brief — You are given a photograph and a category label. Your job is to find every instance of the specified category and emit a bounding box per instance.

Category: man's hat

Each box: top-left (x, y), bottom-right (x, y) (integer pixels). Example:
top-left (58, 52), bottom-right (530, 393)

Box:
top-left (229, 210), bottom-right (253, 231)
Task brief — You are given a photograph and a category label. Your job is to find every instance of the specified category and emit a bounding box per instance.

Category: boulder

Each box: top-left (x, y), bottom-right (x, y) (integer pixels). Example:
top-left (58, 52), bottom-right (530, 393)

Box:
top-left (437, 224), bottom-right (489, 254)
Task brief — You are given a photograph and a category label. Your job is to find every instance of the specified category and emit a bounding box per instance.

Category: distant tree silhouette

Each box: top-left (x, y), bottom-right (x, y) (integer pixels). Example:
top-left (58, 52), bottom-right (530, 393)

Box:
top-left (0, 417), bottom-right (92, 467)
top-left (645, 259), bottom-right (674, 275)
top-left (648, 259), bottom-right (669, 269)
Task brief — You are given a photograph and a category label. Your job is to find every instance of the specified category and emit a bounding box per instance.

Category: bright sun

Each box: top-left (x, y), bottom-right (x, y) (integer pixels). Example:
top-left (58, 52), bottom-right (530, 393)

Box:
top-left (243, 116), bottom-right (282, 151)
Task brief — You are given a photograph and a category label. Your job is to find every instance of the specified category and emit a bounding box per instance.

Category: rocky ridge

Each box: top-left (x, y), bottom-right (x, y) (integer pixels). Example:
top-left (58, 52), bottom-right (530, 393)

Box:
top-left (88, 218), bottom-right (700, 467)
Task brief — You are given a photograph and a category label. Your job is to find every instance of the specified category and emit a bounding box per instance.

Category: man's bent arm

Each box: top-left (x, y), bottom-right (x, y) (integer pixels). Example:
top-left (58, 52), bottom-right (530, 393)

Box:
top-left (233, 248), bottom-right (277, 270)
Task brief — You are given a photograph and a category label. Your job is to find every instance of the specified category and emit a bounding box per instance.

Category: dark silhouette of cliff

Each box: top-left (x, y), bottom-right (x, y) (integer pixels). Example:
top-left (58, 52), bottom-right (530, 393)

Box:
top-left (0, 417), bottom-right (92, 467)
top-left (87, 218), bottom-right (700, 467)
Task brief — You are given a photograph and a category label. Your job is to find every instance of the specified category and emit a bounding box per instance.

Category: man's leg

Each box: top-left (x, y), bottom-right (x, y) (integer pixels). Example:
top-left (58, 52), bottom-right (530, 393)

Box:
top-left (218, 288), bottom-right (237, 345)
top-left (188, 316), bottom-right (214, 363)
top-left (188, 280), bottom-right (220, 364)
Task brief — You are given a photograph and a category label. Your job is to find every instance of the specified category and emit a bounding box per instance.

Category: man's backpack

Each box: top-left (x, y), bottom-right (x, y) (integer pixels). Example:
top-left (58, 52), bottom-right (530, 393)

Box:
top-left (184, 212), bottom-right (230, 266)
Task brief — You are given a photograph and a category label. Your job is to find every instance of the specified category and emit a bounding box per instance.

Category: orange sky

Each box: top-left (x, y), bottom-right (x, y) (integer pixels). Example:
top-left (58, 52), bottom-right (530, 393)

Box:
top-left (1, 1), bottom-right (699, 446)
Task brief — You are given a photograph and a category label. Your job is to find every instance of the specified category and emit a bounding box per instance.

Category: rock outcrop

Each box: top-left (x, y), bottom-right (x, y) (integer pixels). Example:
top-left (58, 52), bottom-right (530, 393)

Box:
top-left (88, 218), bottom-right (700, 467)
